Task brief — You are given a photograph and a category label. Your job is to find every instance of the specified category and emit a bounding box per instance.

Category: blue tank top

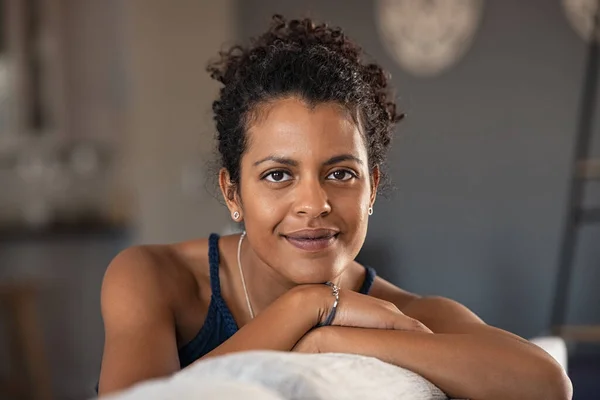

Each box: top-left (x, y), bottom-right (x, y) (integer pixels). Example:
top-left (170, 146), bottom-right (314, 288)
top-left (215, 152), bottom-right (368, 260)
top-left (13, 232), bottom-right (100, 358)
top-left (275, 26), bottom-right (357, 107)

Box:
top-left (177, 233), bottom-right (377, 368)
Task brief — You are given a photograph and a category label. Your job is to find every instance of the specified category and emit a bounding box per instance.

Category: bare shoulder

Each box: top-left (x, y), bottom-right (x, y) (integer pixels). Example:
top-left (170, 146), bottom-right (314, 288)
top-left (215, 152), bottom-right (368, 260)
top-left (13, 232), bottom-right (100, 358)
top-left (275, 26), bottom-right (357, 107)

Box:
top-left (101, 241), bottom-right (206, 327)
top-left (367, 274), bottom-right (420, 310)
top-left (400, 295), bottom-right (484, 326)
top-left (101, 246), bottom-right (178, 322)
top-left (366, 275), bottom-right (484, 330)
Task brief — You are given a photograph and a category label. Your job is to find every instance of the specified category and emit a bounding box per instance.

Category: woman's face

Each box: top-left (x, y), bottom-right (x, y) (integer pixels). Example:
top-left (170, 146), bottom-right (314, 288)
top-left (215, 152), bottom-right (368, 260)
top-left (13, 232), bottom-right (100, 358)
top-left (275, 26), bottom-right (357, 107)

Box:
top-left (223, 97), bottom-right (378, 284)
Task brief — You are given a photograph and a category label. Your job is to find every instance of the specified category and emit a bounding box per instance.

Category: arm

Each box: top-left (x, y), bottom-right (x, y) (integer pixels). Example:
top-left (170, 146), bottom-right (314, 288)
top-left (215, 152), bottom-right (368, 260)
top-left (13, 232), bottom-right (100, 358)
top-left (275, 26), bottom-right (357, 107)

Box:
top-left (201, 285), bottom-right (430, 360)
top-left (98, 247), bottom-right (180, 395)
top-left (199, 285), bottom-right (324, 360)
top-left (305, 297), bottom-right (572, 400)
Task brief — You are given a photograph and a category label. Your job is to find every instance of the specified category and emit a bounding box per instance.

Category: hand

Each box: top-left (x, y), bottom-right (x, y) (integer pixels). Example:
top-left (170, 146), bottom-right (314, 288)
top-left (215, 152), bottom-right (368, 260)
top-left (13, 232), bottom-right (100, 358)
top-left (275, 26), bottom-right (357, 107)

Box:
top-left (330, 289), bottom-right (432, 333)
top-left (291, 284), bottom-right (432, 333)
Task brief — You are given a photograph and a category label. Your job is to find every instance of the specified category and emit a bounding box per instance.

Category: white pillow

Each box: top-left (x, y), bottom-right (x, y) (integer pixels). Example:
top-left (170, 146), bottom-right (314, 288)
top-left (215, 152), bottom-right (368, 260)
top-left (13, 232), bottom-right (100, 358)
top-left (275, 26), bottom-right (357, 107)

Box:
top-left (102, 351), bottom-right (449, 400)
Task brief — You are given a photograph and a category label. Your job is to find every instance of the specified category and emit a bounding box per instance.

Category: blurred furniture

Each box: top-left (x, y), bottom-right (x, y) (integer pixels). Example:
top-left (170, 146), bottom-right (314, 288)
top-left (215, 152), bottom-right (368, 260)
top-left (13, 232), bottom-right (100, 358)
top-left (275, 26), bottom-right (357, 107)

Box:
top-left (551, 0), bottom-right (600, 343)
top-left (0, 0), bottom-right (127, 233)
top-left (0, 282), bottom-right (52, 400)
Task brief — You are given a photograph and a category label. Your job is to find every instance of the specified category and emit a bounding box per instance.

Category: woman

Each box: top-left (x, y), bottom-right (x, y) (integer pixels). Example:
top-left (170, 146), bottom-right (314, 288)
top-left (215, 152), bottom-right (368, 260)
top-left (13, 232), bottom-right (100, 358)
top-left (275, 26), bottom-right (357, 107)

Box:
top-left (98, 15), bottom-right (572, 399)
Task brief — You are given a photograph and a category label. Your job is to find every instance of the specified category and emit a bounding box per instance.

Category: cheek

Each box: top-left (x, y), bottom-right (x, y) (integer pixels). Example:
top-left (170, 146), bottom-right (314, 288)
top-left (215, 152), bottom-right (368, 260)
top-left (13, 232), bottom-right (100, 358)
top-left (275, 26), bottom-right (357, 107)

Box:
top-left (331, 187), bottom-right (371, 216)
top-left (343, 203), bottom-right (369, 241)
top-left (241, 184), bottom-right (286, 226)
top-left (334, 188), bottom-right (371, 241)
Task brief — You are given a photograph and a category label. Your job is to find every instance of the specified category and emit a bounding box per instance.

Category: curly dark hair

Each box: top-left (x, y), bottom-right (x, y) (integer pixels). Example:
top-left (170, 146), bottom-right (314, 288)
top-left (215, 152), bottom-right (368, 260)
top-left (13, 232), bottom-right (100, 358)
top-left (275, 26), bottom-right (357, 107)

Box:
top-left (207, 15), bottom-right (403, 195)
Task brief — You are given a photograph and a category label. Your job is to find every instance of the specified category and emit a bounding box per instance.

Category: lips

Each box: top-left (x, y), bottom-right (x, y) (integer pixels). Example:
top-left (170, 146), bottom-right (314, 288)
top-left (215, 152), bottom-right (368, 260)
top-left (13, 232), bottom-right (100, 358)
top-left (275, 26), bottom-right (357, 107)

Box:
top-left (282, 229), bottom-right (339, 252)
top-left (284, 228), bottom-right (339, 240)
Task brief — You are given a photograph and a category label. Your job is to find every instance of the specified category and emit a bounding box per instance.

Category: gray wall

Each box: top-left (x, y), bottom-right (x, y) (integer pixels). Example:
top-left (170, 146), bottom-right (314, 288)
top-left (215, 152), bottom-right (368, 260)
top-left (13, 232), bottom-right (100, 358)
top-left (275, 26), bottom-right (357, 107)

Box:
top-left (121, 0), bottom-right (235, 245)
top-left (0, 1), bottom-right (236, 399)
top-left (239, 0), bottom-right (599, 338)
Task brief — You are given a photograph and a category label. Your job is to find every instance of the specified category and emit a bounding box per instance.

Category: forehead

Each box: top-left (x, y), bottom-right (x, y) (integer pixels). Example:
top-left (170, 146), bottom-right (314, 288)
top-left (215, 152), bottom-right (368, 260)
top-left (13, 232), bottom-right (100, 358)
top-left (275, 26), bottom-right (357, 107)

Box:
top-left (245, 97), bottom-right (366, 160)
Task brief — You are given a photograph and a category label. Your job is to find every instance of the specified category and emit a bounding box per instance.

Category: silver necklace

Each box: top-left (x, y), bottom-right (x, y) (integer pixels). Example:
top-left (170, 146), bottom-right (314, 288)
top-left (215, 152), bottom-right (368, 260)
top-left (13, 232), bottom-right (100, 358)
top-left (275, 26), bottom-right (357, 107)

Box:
top-left (237, 231), bottom-right (255, 319)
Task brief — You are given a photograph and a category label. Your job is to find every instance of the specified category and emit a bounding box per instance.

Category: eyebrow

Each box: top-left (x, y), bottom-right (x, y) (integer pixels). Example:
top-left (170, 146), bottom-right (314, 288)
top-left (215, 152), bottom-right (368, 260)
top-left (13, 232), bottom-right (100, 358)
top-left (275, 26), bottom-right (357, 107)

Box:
top-left (253, 154), bottom-right (364, 167)
top-left (324, 154), bottom-right (364, 166)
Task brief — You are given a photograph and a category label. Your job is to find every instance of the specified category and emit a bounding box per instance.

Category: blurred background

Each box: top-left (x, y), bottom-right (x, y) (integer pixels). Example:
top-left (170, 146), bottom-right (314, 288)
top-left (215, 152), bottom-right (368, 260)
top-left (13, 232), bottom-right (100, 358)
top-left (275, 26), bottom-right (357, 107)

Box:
top-left (0, 0), bottom-right (598, 398)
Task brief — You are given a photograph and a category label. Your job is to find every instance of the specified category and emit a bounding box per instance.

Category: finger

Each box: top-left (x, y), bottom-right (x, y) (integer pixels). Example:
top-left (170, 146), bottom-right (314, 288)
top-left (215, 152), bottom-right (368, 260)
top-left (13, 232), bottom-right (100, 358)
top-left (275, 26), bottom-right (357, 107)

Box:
top-left (393, 316), bottom-right (433, 333)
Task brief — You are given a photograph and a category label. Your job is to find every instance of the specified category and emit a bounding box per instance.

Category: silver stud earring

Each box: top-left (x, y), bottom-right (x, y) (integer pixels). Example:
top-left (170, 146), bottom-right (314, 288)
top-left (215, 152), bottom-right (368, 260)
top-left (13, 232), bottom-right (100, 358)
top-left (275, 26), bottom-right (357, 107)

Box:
top-left (232, 211), bottom-right (240, 220)
top-left (368, 207), bottom-right (373, 216)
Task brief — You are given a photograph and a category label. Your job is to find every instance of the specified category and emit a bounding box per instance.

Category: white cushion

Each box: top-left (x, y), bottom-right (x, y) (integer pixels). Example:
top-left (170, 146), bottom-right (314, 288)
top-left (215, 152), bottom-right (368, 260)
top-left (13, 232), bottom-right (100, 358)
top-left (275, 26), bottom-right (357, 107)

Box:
top-left (102, 351), bottom-right (449, 400)
top-left (529, 336), bottom-right (568, 371)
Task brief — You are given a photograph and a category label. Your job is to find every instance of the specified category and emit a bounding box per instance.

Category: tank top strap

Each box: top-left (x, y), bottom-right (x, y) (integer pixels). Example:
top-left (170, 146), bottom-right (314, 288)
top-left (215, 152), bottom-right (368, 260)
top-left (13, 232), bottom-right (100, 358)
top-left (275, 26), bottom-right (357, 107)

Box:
top-left (208, 233), bottom-right (222, 297)
top-left (359, 265), bottom-right (377, 295)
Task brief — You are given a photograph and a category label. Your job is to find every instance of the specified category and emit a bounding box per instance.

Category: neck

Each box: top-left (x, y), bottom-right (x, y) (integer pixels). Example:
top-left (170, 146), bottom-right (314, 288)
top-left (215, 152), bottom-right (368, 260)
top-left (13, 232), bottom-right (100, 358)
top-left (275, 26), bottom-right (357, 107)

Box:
top-left (239, 234), bottom-right (350, 320)
top-left (241, 241), bottom-right (299, 317)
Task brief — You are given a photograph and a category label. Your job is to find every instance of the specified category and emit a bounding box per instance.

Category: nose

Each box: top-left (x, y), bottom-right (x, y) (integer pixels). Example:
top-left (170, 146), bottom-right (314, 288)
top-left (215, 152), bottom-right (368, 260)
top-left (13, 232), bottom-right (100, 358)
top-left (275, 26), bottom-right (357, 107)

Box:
top-left (292, 177), bottom-right (331, 218)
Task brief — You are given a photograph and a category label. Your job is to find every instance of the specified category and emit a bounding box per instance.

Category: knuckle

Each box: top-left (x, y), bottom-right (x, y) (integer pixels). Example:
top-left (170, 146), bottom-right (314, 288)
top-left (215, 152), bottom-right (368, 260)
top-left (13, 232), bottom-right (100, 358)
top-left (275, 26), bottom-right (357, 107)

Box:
top-left (410, 318), bottom-right (432, 333)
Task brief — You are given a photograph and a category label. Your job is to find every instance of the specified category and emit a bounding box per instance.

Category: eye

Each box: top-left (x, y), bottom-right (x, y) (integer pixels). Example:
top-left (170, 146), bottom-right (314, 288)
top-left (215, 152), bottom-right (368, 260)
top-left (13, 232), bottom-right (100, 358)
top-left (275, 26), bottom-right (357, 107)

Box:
top-left (263, 170), bottom-right (292, 182)
top-left (327, 169), bottom-right (357, 181)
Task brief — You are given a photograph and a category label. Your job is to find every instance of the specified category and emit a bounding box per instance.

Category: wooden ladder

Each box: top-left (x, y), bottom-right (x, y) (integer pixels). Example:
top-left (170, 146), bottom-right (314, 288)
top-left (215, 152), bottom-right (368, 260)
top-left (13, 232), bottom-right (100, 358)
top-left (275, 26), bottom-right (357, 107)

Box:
top-left (551, 1), bottom-right (600, 343)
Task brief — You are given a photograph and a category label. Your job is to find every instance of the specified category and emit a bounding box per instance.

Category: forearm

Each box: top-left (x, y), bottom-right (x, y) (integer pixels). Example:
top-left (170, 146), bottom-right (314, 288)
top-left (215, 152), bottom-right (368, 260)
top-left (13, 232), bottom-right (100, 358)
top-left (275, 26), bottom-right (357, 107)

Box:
top-left (319, 327), bottom-right (571, 400)
top-left (197, 285), bottom-right (325, 362)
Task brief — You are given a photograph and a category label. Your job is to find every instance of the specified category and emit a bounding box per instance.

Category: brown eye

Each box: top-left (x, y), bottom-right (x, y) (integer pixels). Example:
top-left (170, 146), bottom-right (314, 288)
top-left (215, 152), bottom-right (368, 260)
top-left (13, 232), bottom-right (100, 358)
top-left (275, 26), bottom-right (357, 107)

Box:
top-left (264, 170), bottom-right (292, 182)
top-left (327, 170), bottom-right (356, 181)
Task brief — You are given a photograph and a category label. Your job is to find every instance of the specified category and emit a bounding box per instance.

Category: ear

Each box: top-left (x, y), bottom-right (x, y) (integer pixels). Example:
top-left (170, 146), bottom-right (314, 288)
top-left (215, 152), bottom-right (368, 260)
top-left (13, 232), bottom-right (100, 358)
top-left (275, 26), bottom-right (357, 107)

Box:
top-left (369, 165), bottom-right (380, 208)
top-left (219, 168), bottom-right (243, 220)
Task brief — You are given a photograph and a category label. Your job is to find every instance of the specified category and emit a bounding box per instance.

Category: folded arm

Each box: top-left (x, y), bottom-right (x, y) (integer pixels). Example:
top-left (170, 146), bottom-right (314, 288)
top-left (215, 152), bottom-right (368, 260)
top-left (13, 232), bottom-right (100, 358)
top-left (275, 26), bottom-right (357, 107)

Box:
top-left (302, 297), bottom-right (572, 400)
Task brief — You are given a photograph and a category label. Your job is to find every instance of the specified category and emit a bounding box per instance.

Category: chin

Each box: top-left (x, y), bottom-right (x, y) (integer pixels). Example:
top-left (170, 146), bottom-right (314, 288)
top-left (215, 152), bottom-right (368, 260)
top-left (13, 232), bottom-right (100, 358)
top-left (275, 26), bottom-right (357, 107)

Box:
top-left (279, 257), bottom-right (347, 285)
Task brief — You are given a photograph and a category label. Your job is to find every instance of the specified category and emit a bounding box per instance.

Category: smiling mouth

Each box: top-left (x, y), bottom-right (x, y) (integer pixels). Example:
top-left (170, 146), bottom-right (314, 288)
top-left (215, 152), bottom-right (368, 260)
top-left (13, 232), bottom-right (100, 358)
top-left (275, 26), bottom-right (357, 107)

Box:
top-left (282, 230), bottom-right (339, 252)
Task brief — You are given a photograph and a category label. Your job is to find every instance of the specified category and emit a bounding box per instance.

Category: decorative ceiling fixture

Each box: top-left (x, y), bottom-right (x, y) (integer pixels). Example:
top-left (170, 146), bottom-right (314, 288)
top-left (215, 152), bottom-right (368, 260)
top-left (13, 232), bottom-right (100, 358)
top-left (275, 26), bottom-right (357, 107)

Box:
top-left (562, 0), bottom-right (600, 42)
top-left (375, 0), bottom-right (484, 77)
